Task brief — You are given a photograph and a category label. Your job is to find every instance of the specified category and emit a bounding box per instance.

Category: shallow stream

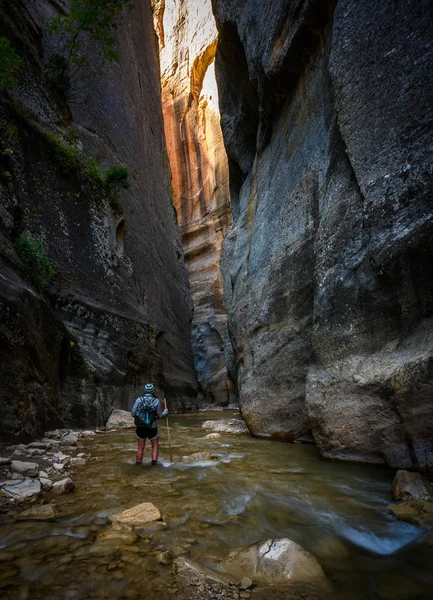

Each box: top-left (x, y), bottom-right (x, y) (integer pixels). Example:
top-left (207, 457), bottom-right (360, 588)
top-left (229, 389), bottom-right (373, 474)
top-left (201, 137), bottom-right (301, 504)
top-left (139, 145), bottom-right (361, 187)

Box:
top-left (1, 411), bottom-right (432, 599)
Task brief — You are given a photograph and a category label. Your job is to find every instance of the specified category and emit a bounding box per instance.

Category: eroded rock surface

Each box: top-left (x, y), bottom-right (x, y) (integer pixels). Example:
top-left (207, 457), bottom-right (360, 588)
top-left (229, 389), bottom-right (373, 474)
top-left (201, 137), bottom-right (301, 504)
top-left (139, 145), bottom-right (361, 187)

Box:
top-left (110, 503), bottom-right (161, 527)
top-left (392, 470), bottom-right (433, 502)
top-left (202, 418), bottom-right (249, 435)
top-left (222, 539), bottom-right (328, 587)
top-left (213, 0), bottom-right (433, 466)
top-left (106, 409), bottom-right (135, 430)
top-left (156, 0), bottom-right (237, 407)
top-left (0, 0), bottom-right (197, 444)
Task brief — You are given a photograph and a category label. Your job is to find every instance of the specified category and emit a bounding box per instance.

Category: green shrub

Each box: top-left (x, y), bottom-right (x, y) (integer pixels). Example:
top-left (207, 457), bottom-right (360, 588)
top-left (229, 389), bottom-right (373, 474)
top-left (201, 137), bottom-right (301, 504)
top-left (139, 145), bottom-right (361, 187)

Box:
top-left (0, 37), bottom-right (21, 90)
top-left (47, 0), bottom-right (135, 98)
top-left (105, 166), bottom-right (130, 191)
top-left (14, 234), bottom-right (55, 293)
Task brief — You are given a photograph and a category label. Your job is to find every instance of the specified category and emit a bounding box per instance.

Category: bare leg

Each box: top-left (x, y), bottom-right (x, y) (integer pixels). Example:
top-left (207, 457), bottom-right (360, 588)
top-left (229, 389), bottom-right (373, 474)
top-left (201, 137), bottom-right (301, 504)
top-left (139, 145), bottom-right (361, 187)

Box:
top-left (136, 438), bottom-right (145, 463)
top-left (151, 437), bottom-right (159, 463)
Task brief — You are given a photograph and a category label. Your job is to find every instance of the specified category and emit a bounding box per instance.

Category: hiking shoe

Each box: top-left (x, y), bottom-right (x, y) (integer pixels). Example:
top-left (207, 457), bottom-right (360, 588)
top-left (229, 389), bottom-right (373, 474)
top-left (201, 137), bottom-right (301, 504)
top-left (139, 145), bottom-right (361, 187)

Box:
top-left (135, 461), bottom-right (142, 465)
top-left (151, 460), bottom-right (158, 466)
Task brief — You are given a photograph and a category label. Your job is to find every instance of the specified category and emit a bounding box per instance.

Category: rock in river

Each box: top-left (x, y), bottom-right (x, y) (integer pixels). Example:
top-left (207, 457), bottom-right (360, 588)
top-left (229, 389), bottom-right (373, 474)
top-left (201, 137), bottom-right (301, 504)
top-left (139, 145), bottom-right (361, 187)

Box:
top-left (17, 504), bottom-right (57, 521)
top-left (223, 539), bottom-right (327, 587)
top-left (106, 409), bottom-right (135, 430)
top-left (173, 557), bottom-right (235, 593)
top-left (392, 470), bottom-right (433, 502)
top-left (182, 452), bottom-right (219, 463)
top-left (110, 502), bottom-right (161, 527)
top-left (11, 460), bottom-right (39, 478)
top-left (1, 478), bottom-right (41, 501)
top-left (202, 419), bottom-right (249, 435)
top-left (52, 478), bottom-right (75, 495)
top-left (389, 500), bottom-right (433, 528)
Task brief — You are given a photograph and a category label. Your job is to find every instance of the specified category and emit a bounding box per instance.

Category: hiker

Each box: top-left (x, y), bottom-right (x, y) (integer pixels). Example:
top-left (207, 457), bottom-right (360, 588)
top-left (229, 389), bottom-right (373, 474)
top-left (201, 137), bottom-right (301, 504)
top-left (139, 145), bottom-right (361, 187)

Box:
top-left (131, 383), bottom-right (168, 465)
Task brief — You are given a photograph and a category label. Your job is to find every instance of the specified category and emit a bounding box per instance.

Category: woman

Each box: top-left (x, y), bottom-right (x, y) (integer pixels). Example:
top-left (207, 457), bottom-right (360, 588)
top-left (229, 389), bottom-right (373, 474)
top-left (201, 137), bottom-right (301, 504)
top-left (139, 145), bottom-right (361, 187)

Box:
top-left (131, 383), bottom-right (168, 465)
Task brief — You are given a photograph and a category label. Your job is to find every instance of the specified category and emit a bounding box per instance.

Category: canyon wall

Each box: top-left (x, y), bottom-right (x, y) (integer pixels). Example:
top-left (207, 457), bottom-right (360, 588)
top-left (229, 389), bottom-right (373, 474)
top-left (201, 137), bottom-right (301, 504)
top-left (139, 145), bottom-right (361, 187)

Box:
top-left (213, 0), bottom-right (433, 468)
top-left (155, 0), bottom-right (237, 406)
top-left (0, 0), bottom-right (197, 442)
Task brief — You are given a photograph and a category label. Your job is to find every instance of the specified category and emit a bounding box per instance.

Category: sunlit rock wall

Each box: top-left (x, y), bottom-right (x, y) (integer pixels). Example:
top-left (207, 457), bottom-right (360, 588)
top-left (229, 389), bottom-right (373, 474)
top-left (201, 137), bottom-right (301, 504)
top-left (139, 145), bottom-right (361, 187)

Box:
top-left (0, 0), bottom-right (198, 442)
top-left (155, 0), bottom-right (237, 406)
top-left (213, 0), bottom-right (433, 468)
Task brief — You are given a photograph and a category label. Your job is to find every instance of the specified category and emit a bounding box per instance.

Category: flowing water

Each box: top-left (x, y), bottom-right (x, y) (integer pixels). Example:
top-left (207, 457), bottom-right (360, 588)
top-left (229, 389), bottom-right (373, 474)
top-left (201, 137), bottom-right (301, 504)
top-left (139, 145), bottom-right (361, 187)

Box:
top-left (1, 411), bottom-right (432, 599)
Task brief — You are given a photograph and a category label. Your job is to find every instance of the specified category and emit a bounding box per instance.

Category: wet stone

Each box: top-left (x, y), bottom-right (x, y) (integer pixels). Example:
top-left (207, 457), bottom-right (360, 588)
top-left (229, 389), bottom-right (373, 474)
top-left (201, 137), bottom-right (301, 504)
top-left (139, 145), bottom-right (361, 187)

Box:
top-left (11, 460), bottom-right (39, 478)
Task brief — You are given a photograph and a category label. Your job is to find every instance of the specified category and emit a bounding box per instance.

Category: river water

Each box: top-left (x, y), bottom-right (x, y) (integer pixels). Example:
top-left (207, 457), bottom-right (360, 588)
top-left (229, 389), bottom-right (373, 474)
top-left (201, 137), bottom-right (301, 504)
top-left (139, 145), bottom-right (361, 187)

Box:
top-left (1, 411), bottom-right (432, 599)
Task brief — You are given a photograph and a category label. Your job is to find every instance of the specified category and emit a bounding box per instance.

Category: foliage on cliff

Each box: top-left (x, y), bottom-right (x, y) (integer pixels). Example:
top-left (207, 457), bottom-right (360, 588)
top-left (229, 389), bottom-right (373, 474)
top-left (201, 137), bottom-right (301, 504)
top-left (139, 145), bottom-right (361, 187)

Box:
top-left (0, 37), bottom-right (21, 90)
top-left (47, 0), bottom-right (135, 96)
top-left (14, 234), bottom-right (56, 294)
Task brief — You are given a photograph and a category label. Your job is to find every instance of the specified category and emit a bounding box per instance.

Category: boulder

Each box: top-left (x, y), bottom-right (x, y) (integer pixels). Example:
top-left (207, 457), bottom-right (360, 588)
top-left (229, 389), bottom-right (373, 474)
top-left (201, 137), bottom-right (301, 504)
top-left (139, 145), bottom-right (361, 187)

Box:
top-left (106, 409), bottom-right (135, 430)
top-left (52, 478), bottom-right (75, 495)
top-left (60, 433), bottom-right (78, 446)
top-left (182, 452), bottom-right (219, 463)
top-left (11, 460), bottom-right (39, 478)
top-left (0, 458), bottom-right (11, 466)
top-left (52, 451), bottom-right (71, 465)
top-left (17, 504), bottom-right (57, 521)
top-left (40, 478), bottom-right (53, 491)
top-left (202, 419), bottom-right (249, 435)
top-left (388, 500), bottom-right (433, 528)
top-left (222, 539), bottom-right (327, 587)
top-left (53, 463), bottom-right (65, 471)
top-left (110, 502), bottom-right (161, 527)
top-left (1, 478), bottom-right (41, 500)
top-left (392, 470), bottom-right (433, 502)
top-left (204, 433), bottom-right (221, 439)
top-left (70, 457), bottom-right (86, 466)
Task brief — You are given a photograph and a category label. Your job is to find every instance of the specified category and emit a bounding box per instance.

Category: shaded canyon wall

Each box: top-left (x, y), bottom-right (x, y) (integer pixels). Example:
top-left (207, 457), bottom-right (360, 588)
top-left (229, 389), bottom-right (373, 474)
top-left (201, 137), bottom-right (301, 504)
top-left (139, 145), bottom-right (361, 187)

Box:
top-left (0, 0), bottom-right (198, 442)
top-left (154, 0), bottom-right (237, 407)
top-left (212, 0), bottom-right (433, 468)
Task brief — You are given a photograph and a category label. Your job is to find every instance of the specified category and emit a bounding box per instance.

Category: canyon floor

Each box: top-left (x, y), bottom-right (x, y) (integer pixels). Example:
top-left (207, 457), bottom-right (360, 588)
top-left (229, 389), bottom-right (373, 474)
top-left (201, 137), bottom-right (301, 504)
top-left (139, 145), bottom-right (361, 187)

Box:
top-left (0, 411), bottom-right (432, 599)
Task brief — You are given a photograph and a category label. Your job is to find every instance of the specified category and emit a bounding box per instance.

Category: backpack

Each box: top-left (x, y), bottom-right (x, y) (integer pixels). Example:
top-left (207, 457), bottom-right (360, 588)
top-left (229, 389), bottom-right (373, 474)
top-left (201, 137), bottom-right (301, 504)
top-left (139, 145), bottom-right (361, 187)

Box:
top-left (134, 395), bottom-right (157, 427)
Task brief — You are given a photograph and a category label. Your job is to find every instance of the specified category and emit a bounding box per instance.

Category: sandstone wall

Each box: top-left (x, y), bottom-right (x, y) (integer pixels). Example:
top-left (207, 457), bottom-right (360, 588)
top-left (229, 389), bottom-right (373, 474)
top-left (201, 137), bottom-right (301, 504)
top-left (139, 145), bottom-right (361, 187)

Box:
top-left (156, 0), bottom-right (237, 406)
top-left (0, 0), bottom-right (197, 442)
top-left (212, 0), bottom-right (433, 468)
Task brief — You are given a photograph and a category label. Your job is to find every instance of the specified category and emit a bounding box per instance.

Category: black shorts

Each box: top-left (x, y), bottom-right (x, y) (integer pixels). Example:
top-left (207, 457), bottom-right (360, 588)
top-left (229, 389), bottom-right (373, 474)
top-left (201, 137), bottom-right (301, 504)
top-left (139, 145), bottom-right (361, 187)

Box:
top-left (136, 426), bottom-right (158, 441)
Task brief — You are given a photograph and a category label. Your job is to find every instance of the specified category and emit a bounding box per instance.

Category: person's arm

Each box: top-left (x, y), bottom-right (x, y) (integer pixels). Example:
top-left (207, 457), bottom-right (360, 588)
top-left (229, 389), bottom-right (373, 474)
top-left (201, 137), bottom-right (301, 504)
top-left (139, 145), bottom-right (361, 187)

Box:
top-left (131, 397), bottom-right (141, 417)
top-left (155, 398), bottom-right (168, 418)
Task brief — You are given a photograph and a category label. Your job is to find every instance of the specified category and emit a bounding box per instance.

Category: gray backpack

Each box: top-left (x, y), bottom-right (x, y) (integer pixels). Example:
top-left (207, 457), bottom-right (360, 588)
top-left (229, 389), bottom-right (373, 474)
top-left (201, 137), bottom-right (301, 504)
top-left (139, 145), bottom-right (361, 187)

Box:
top-left (134, 395), bottom-right (157, 427)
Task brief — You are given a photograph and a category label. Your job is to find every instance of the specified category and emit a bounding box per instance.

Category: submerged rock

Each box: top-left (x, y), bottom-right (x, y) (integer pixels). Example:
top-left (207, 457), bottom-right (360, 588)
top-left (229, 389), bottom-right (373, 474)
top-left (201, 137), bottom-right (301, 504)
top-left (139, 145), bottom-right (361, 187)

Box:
top-left (17, 504), bottom-right (57, 521)
top-left (202, 419), bottom-right (249, 435)
top-left (388, 500), bottom-right (433, 528)
top-left (110, 502), bottom-right (161, 527)
top-left (392, 470), bottom-right (433, 502)
top-left (173, 556), bottom-right (235, 590)
top-left (1, 478), bottom-right (41, 501)
top-left (223, 539), bottom-right (327, 587)
top-left (182, 452), bottom-right (219, 463)
top-left (106, 409), bottom-right (135, 430)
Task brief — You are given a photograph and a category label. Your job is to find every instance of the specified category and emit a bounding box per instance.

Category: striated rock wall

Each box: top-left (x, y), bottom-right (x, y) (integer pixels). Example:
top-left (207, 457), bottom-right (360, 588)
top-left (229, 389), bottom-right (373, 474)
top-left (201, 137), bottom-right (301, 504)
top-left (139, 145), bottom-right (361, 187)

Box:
top-left (156, 0), bottom-right (237, 406)
top-left (0, 0), bottom-right (197, 442)
top-left (212, 0), bottom-right (433, 468)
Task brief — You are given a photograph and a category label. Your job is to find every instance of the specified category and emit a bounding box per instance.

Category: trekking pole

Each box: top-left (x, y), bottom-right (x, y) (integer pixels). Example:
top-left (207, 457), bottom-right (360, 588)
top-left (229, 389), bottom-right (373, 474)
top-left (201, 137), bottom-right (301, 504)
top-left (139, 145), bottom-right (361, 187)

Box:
top-left (164, 397), bottom-right (173, 462)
